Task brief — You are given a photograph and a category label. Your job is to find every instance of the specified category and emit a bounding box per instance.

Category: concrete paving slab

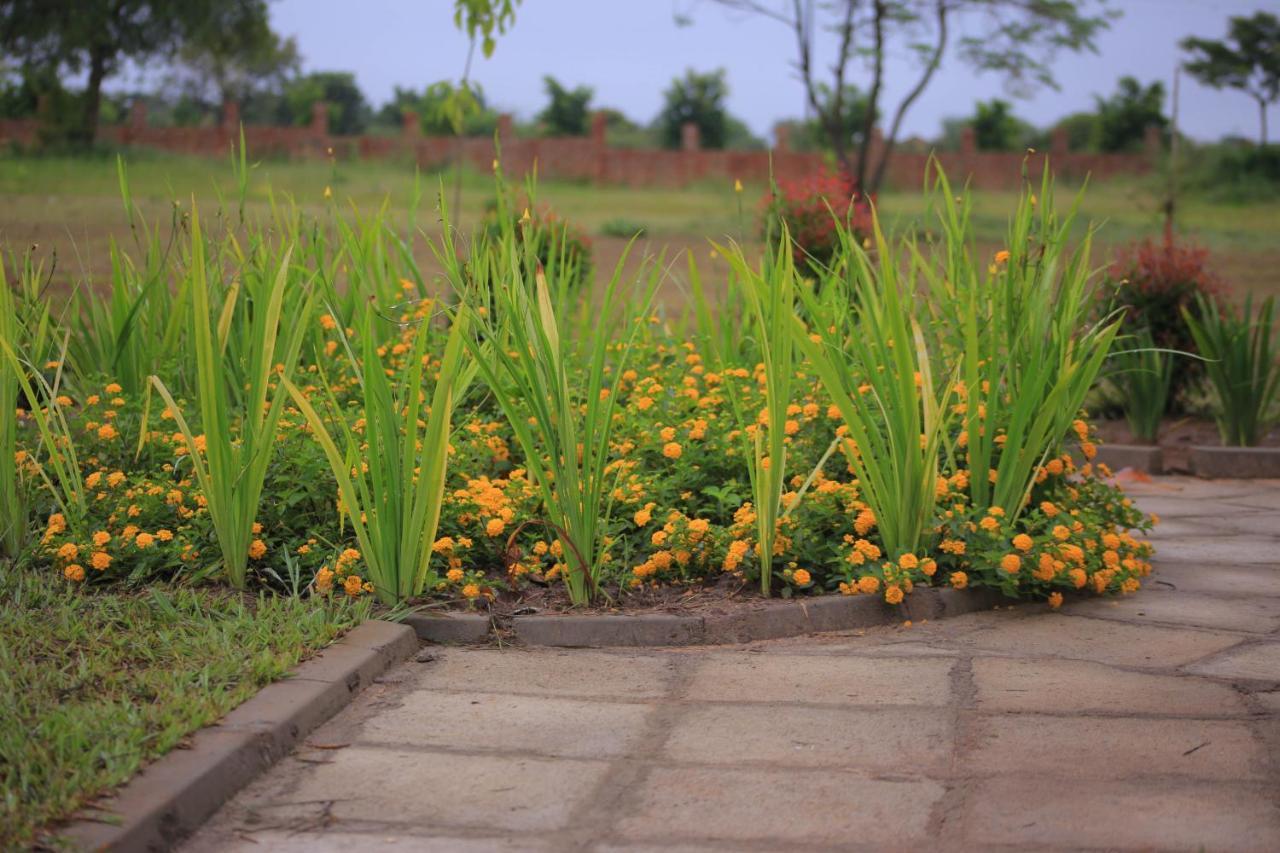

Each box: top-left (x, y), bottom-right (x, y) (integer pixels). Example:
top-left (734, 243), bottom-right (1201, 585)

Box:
top-left (953, 612), bottom-right (1244, 668)
top-left (187, 831), bottom-right (557, 852)
top-left (971, 656), bottom-right (1250, 716)
top-left (182, 477), bottom-right (1280, 852)
top-left (1150, 562), bottom-right (1280, 597)
top-left (613, 767), bottom-right (945, 847)
top-left (662, 704), bottom-right (953, 772)
top-left (358, 690), bottom-right (653, 759)
top-left (1185, 641), bottom-right (1280, 683)
top-left (681, 652), bottom-right (954, 706)
top-left (417, 648), bottom-right (675, 699)
top-left (1065, 589), bottom-right (1280, 633)
top-left (963, 777), bottom-right (1280, 850)
top-left (967, 715), bottom-right (1267, 781)
top-left (1137, 536), bottom-right (1280, 565)
top-left (283, 746), bottom-right (611, 831)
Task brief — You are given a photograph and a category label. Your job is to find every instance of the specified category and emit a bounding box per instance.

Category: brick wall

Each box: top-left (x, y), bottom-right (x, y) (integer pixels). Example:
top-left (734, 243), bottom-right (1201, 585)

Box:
top-left (0, 104), bottom-right (1158, 190)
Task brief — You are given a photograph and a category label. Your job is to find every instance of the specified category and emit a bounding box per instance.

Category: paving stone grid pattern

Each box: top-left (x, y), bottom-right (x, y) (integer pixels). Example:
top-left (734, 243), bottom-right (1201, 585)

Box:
top-left (186, 477), bottom-right (1280, 852)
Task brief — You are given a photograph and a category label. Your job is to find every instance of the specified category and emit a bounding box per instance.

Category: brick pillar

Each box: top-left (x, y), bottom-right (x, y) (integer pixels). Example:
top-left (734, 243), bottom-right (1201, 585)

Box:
top-left (1143, 124), bottom-right (1163, 161)
top-left (773, 122), bottom-right (791, 152)
top-left (590, 111), bottom-right (608, 183)
top-left (681, 121), bottom-right (701, 152)
top-left (221, 99), bottom-right (239, 132)
top-left (310, 101), bottom-right (329, 136)
top-left (402, 109), bottom-right (419, 137)
top-left (1051, 125), bottom-right (1069, 158)
top-left (590, 111), bottom-right (607, 145)
top-left (496, 113), bottom-right (514, 141)
top-left (959, 125), bottom-right (976, 157)
top-left (129, 100), bottom-right (147, 131)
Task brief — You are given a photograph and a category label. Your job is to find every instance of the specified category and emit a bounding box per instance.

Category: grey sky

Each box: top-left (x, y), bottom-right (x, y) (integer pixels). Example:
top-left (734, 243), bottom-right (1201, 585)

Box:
top-left (269, 0), bottom-right (1272, 142)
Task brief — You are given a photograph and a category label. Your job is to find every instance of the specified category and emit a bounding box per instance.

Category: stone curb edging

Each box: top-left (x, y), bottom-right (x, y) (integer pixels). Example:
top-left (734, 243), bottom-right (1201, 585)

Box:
top-left (1094, 443), bottom-right (1164, 475)
top-left (59, 620), bottom-right (418, 853)
top-left (406, 586), bottom-right (1009, 648)
top-left (1189, 445), bottom-right (1280, 479)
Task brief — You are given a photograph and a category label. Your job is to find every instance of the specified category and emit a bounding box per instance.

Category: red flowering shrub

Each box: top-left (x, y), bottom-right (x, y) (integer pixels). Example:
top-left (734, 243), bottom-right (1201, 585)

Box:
top-left (1106, 238), bottom-right (1224, 404)
top-left (764, 168), bottom-right (872, 274)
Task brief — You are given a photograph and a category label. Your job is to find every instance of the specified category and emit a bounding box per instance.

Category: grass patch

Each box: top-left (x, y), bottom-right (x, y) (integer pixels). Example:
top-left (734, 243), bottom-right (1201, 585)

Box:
top-left (0, 562), bottom-right (368, 847)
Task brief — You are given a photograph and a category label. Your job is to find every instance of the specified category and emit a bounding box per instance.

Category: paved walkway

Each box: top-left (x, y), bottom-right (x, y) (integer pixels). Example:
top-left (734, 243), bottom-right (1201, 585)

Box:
top-left (186, 477), bottom-right (1280, 852)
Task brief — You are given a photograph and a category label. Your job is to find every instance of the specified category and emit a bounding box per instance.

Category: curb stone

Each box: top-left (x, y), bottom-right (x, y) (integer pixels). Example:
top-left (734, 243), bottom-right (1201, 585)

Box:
top-left (404, 611), bottom-right (492, 644)
top-left (58, 620), bottom-right (417, 853)
top-left (1094, 443), bottom-right (1164, 475)
top-left (1189, 446), bottom-right (1280, 479)
top-left (408, 586), bottom-right (1021, 648)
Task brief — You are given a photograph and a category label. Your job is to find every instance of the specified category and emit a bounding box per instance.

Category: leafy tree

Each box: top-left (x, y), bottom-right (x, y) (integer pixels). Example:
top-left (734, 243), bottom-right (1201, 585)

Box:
top-left (658, 68), bottom-right (729, 149)
top-left (537, 76), bottom-right (593, 136)
top-left (376, 83), bottom-right (499, 136)
top-left (1182, 11), bottom-right (1280, 146)
top-left (0, 0), bottom-right (277, 144)
top-left (1053, 110), bottom-right (1100, 152)
top-left (282, 71), bottom-right (370, 135)
top-left (724, 115), bottom-right (766, 150)
top-left (779, 83), bottom-right (876, 153)
top-left (1093, 76), bottom-right (1165, 153)
top-left (174, 9), bottom-right (298, 108)
top-left (970, 98), bottom-right (1033, 151)
top-left (702, 0), bottom-right (1113, 192)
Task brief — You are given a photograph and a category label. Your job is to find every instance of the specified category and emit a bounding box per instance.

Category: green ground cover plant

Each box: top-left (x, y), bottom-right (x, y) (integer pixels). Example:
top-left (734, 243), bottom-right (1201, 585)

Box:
top-left (0, 155), bottom-right (1161, 613)
top-left (0, 562), bottom-right (366, 848)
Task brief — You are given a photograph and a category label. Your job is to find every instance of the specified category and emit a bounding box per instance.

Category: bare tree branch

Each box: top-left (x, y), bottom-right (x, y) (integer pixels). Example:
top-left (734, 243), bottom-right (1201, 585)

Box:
top-left (871, 0), bottom-right (949, 192)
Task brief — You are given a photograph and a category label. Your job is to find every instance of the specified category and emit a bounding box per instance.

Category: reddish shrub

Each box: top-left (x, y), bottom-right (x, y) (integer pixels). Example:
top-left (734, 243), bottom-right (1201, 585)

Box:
top-left (1106, 238), bottom-right (1225, 404)
top-left (763, 168), bottom-right (872, 274)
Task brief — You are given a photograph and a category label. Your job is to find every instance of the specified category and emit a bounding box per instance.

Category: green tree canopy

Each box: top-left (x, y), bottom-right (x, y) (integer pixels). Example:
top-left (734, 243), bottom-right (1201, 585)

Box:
top-left (657, 68), bottom-right (729, 150)
top-left (174, 8), bottom-right (298, 108)
top-left (0, 0), bottom-right (278, 143)
top-left (1182, 11), bottom-right (1280, 146)
top-left (282, 71), bottom-right (369, 135)
top-left (537, 76), bottom-right (593, 136)
top-left (1094, 76), bottom-right (1165, 153)
top-left (375, 83), bottom-right (499, 136)
top-left (970, 98), bottom-right (1034, 151)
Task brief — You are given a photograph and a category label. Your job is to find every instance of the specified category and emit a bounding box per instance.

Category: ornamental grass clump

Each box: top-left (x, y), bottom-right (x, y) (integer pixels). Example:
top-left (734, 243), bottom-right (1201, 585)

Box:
top-left (1109, 327), bottom-right (1175, 444)
top-left (919, 165), bottom-right (1120, 518)
top-left (1, 258), bottom-right (68, 557)
top-left (695, 231), bottom-right (805, 596)
top-left (794, 213), bottom-right (953, 570)
top-left (68, 159), bottom-right (191, 398)
top-left (282, 303), bottom-right (472, 605)
top-left (445, 187), bottom-right (658, 606)
top-left (1183, 294), bottom-right (1280, 446)
top-left (149, 205), bottom-right (316, 589)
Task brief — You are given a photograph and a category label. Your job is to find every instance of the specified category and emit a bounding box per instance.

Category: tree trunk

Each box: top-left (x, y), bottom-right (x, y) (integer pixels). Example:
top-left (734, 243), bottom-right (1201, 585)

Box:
top-left (853, 1), bottom-right (886, 191)
top-left (1260, 97), bottom-right (1268, 148)
top-left (78, 46), bottom-right (109, 147)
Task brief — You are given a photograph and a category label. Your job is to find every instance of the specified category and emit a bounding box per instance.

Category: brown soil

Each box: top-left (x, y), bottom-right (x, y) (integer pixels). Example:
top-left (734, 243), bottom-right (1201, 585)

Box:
top-left (418, 572), bottom-right (822, 619)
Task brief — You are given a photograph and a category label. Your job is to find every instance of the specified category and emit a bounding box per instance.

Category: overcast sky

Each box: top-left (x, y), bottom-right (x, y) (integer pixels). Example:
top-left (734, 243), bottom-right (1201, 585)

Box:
top-left (263, 0), bottom-right (1268, 142)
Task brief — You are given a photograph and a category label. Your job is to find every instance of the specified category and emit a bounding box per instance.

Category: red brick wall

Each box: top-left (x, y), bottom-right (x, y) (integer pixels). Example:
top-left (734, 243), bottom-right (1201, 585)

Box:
top-left (1, 109), bottom-right (1155, 190)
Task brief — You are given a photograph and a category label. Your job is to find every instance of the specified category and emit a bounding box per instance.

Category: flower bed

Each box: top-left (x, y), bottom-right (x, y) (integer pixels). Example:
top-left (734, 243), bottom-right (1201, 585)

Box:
top-left (1, 160), bottom-right (1155, 618)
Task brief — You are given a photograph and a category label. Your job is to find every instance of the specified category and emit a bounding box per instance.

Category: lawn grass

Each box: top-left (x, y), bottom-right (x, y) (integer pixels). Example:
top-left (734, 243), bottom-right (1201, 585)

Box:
top-left (0, 150), bottom-right (1277, 298)
top-left (0, 562), bottom-right (369, 848)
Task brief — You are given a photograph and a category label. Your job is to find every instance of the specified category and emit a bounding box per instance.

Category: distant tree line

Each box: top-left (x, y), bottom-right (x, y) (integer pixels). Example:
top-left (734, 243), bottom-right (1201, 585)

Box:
top-left (1, 1), bottom-right (1274, 159)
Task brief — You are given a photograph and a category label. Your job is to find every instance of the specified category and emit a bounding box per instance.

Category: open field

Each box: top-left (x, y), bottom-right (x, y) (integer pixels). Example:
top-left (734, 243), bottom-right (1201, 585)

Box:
top-left (2, 152), bottom-right (1278, 305)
